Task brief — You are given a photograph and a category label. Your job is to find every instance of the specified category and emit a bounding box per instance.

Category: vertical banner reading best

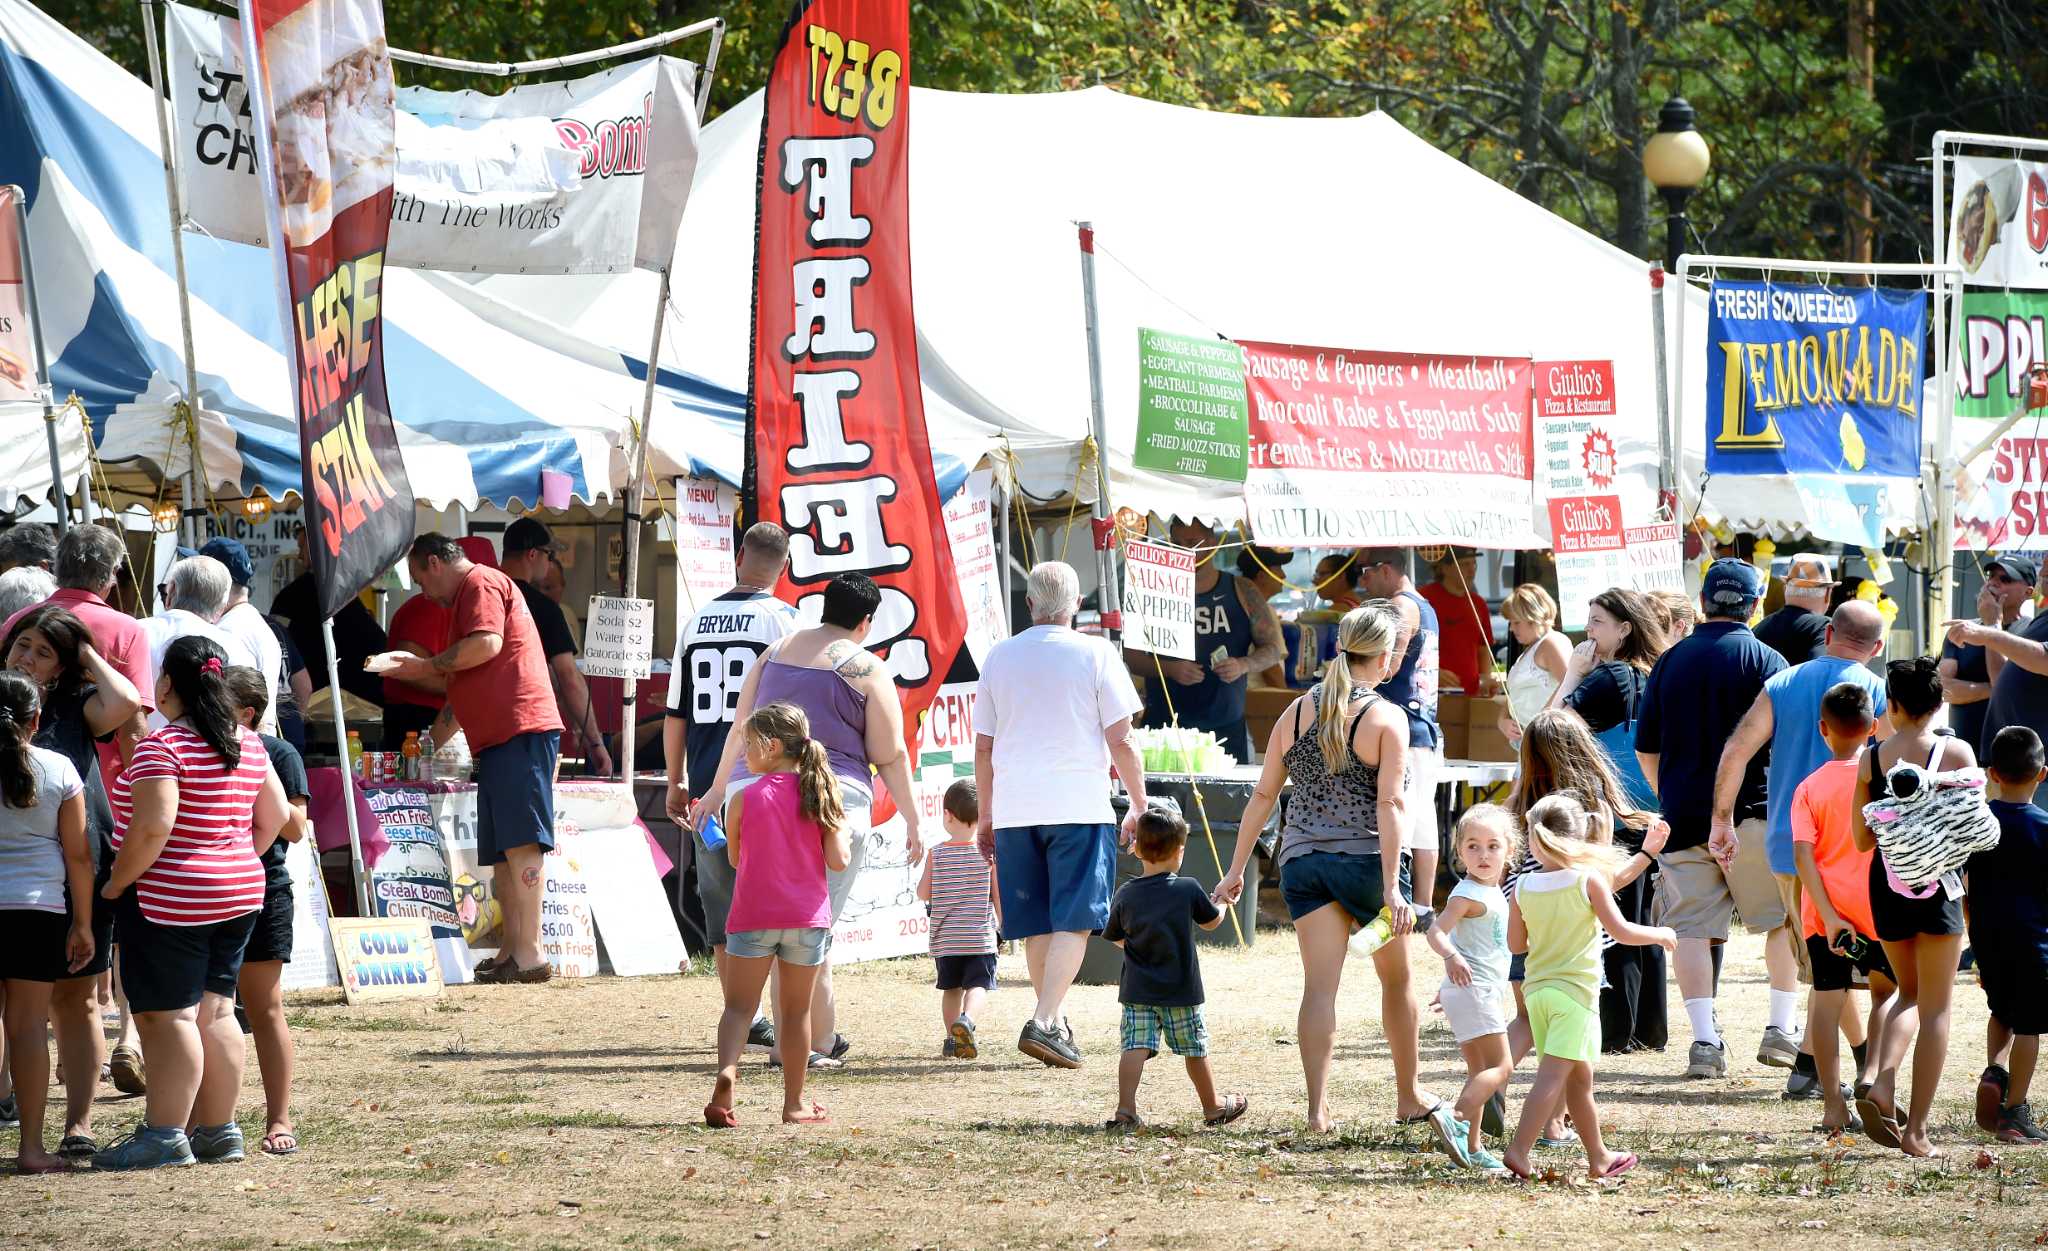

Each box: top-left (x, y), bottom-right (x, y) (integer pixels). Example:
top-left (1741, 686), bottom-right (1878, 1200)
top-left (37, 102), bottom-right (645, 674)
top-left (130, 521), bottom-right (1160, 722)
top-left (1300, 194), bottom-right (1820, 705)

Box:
top-left (239, 0), bottom-right (415, 618)
top-left (747, 0), bottom-right (965, 782)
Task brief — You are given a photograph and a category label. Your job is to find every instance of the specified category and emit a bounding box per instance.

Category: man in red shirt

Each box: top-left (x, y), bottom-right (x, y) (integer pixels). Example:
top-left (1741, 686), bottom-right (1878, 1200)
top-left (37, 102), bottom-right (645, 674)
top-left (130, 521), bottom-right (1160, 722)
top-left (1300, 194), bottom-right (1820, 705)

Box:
top-left (381, 538), bottom-right (498, 750)
top-left (390, 533), bottom-right (564, 985)
top-left (1417, 548), bottom-right (1494, 695)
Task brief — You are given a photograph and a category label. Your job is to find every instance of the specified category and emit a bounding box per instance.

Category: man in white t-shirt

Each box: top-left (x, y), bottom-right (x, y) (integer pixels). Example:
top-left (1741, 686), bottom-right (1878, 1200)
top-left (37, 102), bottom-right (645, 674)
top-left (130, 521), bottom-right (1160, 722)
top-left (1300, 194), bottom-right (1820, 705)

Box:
top-left (200, 537), bottom-right (286, 736)
top-left (974, 561), bottom-right (1148, 1071)
top-left (142, 556), bottom-right (257, 731)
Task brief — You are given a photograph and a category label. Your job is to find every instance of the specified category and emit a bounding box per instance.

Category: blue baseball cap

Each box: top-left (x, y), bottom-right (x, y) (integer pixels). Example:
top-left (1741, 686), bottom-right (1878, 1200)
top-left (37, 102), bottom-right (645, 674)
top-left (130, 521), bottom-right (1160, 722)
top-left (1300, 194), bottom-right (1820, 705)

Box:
top-left (198, 536), bottom-right (255, 587)
top-left (1702, 557), bottom-right (1766, 613)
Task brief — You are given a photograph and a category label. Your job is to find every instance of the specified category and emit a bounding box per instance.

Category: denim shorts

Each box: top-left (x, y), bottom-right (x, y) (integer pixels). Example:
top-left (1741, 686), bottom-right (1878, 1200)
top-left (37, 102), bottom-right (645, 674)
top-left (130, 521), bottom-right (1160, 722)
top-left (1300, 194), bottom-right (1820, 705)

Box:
top-left (994, 823), bottom-right (1118, 940)
top-left (476, 731), bottom-right (559, 866)
top-left (725, 926), bottom-right (829, 966)
top-left (1279, 848), bottom-right (1410, 925)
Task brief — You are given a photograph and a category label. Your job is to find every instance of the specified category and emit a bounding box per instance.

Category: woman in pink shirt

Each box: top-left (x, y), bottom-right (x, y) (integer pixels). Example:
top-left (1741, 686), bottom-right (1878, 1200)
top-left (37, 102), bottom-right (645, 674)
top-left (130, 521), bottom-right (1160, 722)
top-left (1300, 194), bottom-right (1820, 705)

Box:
top-left (703, 702), bottom-right (851, 1130)
top-left (93, 637), bottom-right (291, 1171)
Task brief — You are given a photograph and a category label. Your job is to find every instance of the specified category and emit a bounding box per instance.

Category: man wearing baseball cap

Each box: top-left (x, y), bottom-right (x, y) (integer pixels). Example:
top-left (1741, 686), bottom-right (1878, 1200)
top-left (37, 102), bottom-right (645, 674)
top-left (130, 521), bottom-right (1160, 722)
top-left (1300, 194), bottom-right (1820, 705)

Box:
top-left (200, 536), bottom-right (287, 736)
top-left (1941, 556), bottom-right (2037, 752)
top-left (1950, 555), bottom-right (2048, 767)
top-left (1636, 557), bottom-right (1789, 1079)
top-left (500, 518), bottom-right (611, 777)
top-left (1753, 552), bottom-right (1835, 667)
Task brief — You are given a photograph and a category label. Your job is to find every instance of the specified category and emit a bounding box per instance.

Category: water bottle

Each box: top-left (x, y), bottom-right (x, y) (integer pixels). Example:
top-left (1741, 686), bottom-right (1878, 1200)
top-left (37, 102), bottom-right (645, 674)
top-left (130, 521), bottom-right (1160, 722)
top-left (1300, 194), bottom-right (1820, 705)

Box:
top-left (1347, 904), bottom-right (1435, 959)
top-left (699, 813), bottom-right (726, 853)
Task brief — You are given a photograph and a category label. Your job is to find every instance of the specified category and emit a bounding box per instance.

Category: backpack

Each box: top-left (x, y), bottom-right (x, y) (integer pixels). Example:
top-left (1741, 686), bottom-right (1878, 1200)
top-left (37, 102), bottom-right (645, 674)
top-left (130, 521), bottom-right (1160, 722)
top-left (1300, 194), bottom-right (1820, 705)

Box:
top-left (1861, 738), bottom-right (2001, 890)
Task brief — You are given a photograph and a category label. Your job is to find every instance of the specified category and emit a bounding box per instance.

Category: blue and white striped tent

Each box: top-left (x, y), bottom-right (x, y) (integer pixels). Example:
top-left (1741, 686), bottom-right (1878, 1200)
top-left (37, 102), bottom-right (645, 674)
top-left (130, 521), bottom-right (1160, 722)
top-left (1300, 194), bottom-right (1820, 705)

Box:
top-left (0, 0), bottom-right (756, 511)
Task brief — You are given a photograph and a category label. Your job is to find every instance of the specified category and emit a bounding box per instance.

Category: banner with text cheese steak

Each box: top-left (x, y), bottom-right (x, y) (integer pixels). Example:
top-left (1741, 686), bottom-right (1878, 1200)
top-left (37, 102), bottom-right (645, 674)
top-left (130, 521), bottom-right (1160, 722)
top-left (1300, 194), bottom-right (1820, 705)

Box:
top-left (241, 0), bottom-right (414, 620)
top-left (747, 0), bottom-right (964, 769)
top-left (1241, 341), bottom-right (1538, 548)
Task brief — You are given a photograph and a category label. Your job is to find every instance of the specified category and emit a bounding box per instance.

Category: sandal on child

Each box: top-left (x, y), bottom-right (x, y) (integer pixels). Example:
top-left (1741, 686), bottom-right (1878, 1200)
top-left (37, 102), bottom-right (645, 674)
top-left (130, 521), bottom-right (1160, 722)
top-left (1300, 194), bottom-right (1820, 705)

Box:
top-left (56, 1135), bottom-right (97, 1160)
top-left (1204, 1094), bottom-right (1249, 1127)
top-left (1394, 1100), bottom-right (1445, 1126)
top-left (1595, 1151), bottom-right (1639, 1180)
top-left (703, 1103), bottom-right (738, 1129)
top-left (261, 1130), bottom-right (299, 1156)
top-left (1855, 1096), bottom-right (1903, 1150)
top-left (1104, 1109), bottom-right (1144, 1132)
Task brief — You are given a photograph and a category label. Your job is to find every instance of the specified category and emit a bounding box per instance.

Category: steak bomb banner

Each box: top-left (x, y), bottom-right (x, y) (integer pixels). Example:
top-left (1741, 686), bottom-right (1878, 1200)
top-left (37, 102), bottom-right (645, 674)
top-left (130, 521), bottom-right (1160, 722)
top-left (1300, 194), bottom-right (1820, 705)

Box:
top-left (239, 0), bottom-right (415, 620)
top-left (1240, 340), bottom-right (1538, 548)
top-left (172, 2), bottom-right (699, 274)
top-left (747, 0), bottom-right (965, 773)
top-left (1704, 279), bottom-right (1926, 480)
top-left (1950, 155), bottom-right (2048, 290)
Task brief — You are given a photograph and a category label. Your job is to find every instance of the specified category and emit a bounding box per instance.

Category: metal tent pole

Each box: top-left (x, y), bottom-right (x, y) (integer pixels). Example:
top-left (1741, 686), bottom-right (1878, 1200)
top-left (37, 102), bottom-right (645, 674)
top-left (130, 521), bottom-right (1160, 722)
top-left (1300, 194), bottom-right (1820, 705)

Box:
top-left (8, 186), bottom-right (67, 534)
top-left (1649, 266), bottom-right (1674, 512)
top-left (616, 267), bottom-right (673, 785)
top-left (323, 617), bottom-right (372, 917)
top-left (1076, 222), bottom-right (1118, 638)
top-left (139, 0), bottom-right (206, 547)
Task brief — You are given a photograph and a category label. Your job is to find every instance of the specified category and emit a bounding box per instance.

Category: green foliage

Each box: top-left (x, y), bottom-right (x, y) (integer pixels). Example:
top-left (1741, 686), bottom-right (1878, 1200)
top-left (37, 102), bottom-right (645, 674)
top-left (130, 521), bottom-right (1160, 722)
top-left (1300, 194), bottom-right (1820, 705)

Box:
top-left (42, 0), bottom-right (2048, 260)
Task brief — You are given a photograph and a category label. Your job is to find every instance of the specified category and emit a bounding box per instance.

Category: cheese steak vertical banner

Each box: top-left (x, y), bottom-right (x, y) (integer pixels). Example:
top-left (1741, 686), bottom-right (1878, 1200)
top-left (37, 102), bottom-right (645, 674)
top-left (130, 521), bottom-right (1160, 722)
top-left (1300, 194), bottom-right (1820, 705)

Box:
top-left (239, 0), bottom-right (414, 619)
top-left (746, 0), bottom-right (965, 767)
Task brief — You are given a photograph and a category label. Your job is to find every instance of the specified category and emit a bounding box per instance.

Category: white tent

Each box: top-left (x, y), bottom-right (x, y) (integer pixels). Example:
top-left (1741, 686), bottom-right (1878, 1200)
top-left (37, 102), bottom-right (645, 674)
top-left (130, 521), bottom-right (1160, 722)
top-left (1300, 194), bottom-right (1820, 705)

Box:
top-left (484, 85), bottom-right (1762, 536)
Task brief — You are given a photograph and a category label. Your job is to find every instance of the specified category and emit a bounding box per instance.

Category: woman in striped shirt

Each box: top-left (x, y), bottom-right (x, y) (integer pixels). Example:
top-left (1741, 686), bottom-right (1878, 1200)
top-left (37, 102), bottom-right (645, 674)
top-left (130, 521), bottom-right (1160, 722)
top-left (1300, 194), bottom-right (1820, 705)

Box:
top-left (93, 637), bottom-right (291, 1171)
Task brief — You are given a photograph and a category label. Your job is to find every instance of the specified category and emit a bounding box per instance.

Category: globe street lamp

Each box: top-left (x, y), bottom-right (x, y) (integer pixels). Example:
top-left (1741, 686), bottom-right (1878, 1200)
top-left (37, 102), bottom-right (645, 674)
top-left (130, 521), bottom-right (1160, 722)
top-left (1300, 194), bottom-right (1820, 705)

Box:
top-left (1642, 97), bottom-right (1711, 273)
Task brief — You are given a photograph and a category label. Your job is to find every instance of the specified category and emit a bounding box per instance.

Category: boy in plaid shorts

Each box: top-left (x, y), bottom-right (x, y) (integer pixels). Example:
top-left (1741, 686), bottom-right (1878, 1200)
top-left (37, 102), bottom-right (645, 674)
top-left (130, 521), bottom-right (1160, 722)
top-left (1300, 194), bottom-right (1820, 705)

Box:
top-left (1100, 804), bottom-right (1249, 1129)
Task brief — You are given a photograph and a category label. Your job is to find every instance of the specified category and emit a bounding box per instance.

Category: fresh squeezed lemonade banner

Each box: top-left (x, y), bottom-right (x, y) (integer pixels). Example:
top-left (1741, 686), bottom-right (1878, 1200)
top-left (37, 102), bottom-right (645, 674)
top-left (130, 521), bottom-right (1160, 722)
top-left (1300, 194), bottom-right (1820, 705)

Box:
top-left (1704, 279), bottom-right (1927, 480)
top-left (1239, 340), bottom-right (1538, 548)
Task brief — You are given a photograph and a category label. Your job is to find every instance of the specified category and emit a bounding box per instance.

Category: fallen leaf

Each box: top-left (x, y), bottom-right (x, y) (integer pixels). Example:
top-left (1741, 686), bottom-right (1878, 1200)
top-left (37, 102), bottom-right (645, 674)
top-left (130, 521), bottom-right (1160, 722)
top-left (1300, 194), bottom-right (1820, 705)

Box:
top-left (1974, 1151), bottom-right (1995, 1171)
top-left (681, 1167), bottom-right (697, 1181)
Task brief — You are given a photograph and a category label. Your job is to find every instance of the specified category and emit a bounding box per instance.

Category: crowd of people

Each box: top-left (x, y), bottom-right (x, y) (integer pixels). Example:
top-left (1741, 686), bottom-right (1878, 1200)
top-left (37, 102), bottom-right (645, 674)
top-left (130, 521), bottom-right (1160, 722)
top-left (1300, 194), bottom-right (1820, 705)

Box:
top-left (0, 509), bottom-right (2042, 1175)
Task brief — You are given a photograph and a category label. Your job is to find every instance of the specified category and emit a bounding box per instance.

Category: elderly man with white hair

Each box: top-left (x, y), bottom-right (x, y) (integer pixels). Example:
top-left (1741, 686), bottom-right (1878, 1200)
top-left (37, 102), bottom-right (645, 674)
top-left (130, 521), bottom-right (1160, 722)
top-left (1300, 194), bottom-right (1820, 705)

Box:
top-left (974, 561), bottom-right (1148, 1069)
top-left (141, 555), bottom-right (257, 730)
top-left (0, 566), bottom-right (57, 624)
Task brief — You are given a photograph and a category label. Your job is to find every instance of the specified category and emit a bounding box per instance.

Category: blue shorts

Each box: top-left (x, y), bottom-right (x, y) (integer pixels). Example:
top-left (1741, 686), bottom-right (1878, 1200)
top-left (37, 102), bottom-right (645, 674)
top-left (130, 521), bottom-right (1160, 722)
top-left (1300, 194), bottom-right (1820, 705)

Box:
top-left (1279, 849), bottom-right (1409, 925)
top-left (994, 823), bottom-right (1118, 940)
top-left (726, 926), bottom-right (829, 966)
top-left (476, 732), bottom-right (559, 866)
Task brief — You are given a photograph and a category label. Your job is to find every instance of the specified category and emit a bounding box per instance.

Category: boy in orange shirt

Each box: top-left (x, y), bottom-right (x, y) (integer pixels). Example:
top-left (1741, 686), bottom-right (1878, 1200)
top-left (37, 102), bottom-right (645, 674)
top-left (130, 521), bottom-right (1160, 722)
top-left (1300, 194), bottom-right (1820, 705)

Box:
top-left (1790, 682), bottom-right (1899, 1137)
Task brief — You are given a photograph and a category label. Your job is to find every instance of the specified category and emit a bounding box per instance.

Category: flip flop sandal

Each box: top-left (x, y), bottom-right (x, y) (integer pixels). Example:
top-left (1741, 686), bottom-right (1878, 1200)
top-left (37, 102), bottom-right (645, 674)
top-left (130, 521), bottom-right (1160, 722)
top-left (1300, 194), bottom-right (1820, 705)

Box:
top-left (1395, 1100), bottom-right (1445, 1126)
top-left (1104, 1110), bottom-right (1144, 1132)
top-left (1977, 1066), bottom-right (2010, 1135)
top-left (1536, 1135), bottom-right (1576, 1149)
top-left (1503, 1154), bottom-right (1535, 1181)
top-left (1596, 1151), bottom-right (1639, 1180)
top-left (703, 1103), bottom-right (738, 1129)
top-left (57, 1135), bottom-right (96, 1160)
top-left (261, 1131), bottom-right (299, 1156)
top-left (1481, 1091), bottom-right (1507, 1138)
top-left (1855, 1097), bottom-right (1903, 1150)
top-left (1204, 1094), bottom-right (1249, 1127)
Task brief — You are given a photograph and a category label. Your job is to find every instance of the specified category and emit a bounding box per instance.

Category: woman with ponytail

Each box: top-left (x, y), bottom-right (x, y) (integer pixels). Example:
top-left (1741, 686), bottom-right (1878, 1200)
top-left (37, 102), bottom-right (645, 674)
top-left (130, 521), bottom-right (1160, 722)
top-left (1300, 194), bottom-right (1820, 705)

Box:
top-left (92, 636), bottom-right (291, 1172)
top-left (5, 603), bottom-right (142, 1155)
top-left (0, 669), bottom-right (92, 1172)
top-left (1217, 601), bottom-right (1443, 1135)
top-left (703, 702), bottom-right (851, 1129)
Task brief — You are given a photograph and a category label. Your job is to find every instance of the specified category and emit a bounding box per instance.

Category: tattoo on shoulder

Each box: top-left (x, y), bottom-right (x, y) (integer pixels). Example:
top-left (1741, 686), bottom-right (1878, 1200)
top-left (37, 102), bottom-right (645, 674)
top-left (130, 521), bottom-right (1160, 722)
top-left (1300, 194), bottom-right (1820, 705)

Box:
top-left (838, 653), bottom-right (878, 679)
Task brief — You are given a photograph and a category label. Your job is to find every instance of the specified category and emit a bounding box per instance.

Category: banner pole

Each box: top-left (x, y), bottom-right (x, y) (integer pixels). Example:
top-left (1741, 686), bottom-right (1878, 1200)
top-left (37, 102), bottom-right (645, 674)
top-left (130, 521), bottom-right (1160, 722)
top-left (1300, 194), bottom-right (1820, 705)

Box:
top-left (8, 188), bottom-right (67, 535)
top-left (323, 617), bottom-right (372, 917)
top-left (617, 266), bottom-right (672, 786)
top-left (1649, 267), bottom-right (1674, 514)
top-left (1928, 135), bottom-right (1953, 645)
top-left (138, 0), bottom-right (207, 548)
top-left (1076, 222), bottom-right (1119, 642)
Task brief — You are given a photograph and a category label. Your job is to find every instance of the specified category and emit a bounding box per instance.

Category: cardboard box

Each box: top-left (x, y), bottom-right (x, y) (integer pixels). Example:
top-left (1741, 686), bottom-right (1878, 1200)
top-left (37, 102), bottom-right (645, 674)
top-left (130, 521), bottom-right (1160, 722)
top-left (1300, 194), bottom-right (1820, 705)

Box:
top-left (1437, 692), bottom-right (1468, 732)
top-left (1465, 694), bottom-right (1511, 730)
top-left (1438, 721), bottom-right (1470, 760)
top-left (1465, 724), bottom-right (1516, 762)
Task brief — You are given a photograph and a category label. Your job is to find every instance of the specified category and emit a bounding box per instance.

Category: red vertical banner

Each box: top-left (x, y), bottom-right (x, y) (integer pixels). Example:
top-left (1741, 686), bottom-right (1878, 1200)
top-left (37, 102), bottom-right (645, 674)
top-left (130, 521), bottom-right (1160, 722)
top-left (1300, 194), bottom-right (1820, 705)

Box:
top-left (240, 0), bottom-right (414, 619)
top-left (747, 0), bottom-right (965, 766)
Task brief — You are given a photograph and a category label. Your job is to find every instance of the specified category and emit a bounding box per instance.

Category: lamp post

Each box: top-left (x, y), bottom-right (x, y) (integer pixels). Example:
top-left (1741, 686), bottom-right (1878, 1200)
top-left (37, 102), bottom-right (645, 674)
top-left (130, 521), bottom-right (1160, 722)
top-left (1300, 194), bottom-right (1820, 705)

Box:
top-left (1642, 97), bottom-right (1711, 273)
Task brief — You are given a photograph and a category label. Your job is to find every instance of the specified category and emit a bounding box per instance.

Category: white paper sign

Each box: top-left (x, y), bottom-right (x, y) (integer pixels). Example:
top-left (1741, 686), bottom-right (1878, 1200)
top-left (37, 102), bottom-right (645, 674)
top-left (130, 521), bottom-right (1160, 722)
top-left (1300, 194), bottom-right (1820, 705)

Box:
top-left (280, 836), bottom-right (341, 991)
top-left (943, 469), bottom-right (1007, 667)
top-left (566, 801), bottom-right (688, 976)
top-left (538, 834), bottom-right (600, 978)
top-left (166, 2), bottom-right (699, 274)
top-left (583, 596), bottom-right (655, 679)
top-left (1123, 539), bottom-right (1196, 660)
top-left (1624, 522), bottom-right (1685, 594)
top-left (673, 475), bottom-right (737, 617)
top-left (1951, 156), bottom-right (2048, 290)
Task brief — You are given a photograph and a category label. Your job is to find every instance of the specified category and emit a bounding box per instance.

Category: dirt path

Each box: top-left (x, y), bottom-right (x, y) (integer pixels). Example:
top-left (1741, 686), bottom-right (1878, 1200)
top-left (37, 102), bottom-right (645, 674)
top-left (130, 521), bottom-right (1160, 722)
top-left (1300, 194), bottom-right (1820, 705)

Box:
top-left (11, 931), bottom-right (2044, 1249)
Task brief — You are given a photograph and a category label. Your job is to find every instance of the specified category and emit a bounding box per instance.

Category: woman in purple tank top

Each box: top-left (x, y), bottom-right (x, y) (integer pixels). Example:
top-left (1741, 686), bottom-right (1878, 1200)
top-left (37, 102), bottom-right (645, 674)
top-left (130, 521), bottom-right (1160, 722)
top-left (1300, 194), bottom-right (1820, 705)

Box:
top-left (689, 575), bottom-right (921, 1066)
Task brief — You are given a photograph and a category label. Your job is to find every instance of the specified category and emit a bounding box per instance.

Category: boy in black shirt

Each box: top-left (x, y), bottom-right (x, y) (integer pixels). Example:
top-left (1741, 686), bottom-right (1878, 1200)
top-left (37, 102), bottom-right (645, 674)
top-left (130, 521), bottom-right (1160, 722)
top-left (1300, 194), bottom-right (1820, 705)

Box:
top-left (1971, 726), bottom-right (2048, 1143)
top-left (1100, 804), bottom-right (1248, 1130)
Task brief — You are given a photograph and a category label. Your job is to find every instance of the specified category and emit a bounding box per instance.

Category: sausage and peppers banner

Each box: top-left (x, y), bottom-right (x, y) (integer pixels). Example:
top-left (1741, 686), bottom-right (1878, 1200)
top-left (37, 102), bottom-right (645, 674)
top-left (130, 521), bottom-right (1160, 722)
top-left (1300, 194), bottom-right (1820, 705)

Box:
top-left (1240, 341), bottom-right (1538, 547)
top-left (746, 0), bottom-right (964, 772)
top-left (239, 0), bottom-right (415, 619)
top-left (172, 2), bottom-right (699, 274)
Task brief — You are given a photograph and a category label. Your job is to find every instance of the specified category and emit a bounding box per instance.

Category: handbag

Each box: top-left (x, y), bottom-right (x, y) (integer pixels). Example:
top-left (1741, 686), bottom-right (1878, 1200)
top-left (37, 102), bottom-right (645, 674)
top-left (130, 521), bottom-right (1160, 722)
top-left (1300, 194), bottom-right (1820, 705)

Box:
top-left (1861, 739), bottom-right (2000, 890)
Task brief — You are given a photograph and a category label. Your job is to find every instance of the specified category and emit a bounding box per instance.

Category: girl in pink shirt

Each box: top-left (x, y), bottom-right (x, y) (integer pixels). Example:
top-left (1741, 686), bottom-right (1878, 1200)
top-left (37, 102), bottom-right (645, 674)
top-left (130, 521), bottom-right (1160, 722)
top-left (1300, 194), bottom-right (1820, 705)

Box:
top-left (704, 702), bottom-right (851, 1129)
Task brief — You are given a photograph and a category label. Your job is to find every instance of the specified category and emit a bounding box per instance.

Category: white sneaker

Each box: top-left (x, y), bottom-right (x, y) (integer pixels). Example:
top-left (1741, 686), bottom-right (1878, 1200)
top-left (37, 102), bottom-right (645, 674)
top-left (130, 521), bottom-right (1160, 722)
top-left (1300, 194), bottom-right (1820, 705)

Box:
top-left (1757, 1026), bottom-right (1801, 1069)
top-left (1686, 1040), bottom-right (1728, 1079)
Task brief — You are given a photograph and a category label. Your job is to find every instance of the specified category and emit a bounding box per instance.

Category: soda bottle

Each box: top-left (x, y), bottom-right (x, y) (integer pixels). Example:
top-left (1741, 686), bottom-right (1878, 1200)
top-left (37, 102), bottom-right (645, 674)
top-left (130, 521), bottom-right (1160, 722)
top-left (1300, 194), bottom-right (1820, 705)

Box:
top-left (402, 731), bottom-right (421, 781)
top-left (1347, 905), bottom-right (1435, 959)
top-left (699, 813), bottom-right (726, 853)
top-left (346, 730), bottom-right (365, 780)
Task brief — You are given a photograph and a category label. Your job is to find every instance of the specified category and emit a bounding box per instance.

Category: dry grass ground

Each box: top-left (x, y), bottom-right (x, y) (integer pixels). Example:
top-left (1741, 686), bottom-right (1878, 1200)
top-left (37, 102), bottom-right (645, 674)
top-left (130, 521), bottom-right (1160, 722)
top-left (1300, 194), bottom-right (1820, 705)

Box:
top-left (8, 930), bottom-right (2046, 1250)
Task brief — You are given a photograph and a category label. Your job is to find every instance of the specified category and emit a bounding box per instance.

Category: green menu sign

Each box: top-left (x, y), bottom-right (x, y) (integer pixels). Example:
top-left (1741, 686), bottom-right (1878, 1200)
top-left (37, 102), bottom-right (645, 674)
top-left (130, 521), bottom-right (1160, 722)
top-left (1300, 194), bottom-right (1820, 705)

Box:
top-left (1134, 328), bottom-right (1249, 482)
